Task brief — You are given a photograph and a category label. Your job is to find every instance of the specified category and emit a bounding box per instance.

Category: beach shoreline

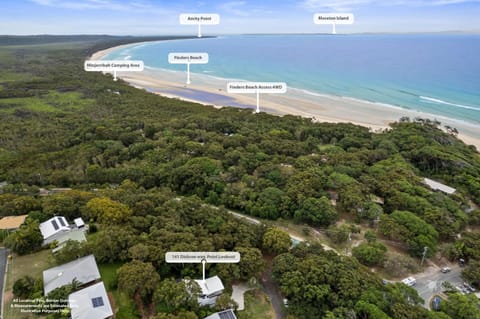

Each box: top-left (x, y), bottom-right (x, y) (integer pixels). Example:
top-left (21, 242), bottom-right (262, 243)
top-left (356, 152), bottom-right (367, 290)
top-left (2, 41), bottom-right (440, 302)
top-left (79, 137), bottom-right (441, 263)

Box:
top-left (90, 42), bottom-right (480, 151)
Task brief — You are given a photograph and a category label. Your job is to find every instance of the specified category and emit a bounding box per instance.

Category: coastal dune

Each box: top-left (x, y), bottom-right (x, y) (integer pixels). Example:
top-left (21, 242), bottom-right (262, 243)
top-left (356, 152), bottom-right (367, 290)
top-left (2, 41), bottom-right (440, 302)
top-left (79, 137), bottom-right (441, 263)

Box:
top-left (91, 45), bottom-right (480, 151)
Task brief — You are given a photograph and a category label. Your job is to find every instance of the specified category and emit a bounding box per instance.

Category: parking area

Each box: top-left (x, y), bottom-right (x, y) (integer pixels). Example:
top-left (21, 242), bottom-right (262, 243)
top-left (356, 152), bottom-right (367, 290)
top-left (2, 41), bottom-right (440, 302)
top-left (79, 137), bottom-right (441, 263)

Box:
top-left (411, 264), bottom-right (467, 308)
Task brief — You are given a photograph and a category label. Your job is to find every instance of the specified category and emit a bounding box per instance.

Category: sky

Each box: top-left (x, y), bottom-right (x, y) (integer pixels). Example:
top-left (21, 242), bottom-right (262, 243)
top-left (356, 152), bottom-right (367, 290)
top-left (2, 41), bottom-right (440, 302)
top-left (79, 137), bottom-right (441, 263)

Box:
top-left (1, 0), bottom-right (480, 35)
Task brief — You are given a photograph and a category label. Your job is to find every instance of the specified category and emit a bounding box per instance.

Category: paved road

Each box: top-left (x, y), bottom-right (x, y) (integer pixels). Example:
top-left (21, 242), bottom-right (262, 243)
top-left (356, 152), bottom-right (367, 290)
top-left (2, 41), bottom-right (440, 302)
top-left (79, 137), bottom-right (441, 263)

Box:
top-left (226, 209), bottom-right (338, 253)
top-left (0, 248), bottom-right (7, 319)
top-left (228, 211), bottom-right (262, 225)
top-left (412, 263), bottom-right (463, 309)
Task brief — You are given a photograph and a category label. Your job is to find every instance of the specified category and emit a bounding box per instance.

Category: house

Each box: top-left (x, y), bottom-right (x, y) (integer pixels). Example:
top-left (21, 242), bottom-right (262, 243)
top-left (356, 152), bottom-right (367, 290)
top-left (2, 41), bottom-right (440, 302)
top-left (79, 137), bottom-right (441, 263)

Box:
top-left (43, 255), bottom-right (101, 295)
top-left (423, 178), bottom-right (456, 195)
top-left (0, 215), bottom-right (28, 231)
top-left (40, 216), bottom-right (87, 249)
top-left (69, 282), bottom-right (113, 319)
top-left (195, 276), bottom-right (225, 306)
top-left (40, 216), bottom-right (70, 242)
top-left (51, 229), bottom-right (87, 253)
top-left (204, 309), bottom-right (237, 319)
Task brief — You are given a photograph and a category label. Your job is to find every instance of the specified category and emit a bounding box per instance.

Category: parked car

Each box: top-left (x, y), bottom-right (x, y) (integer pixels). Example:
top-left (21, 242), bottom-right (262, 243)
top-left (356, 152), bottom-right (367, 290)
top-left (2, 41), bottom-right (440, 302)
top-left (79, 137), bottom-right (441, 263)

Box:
top-left (432, 296), bottom-right (442, 311)
top-left (463, 282), bottom-right (476, 292)
top-left (441, 267), bottom-right (451, 273)
top-left (402, 277), bottom-right (416, 287)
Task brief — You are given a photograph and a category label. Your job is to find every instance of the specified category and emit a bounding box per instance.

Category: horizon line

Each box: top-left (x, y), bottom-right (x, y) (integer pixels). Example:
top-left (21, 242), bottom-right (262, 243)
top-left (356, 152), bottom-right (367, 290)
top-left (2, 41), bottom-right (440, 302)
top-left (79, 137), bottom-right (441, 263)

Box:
top-left (2, 30), bottom-right (480, 37)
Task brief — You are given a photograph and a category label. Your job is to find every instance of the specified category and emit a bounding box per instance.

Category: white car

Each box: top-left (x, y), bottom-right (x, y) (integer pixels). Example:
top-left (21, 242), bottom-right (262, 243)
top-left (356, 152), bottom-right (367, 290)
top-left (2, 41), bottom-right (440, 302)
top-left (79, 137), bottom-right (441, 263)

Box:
top-left (402, 277), bottom-right (416, 287)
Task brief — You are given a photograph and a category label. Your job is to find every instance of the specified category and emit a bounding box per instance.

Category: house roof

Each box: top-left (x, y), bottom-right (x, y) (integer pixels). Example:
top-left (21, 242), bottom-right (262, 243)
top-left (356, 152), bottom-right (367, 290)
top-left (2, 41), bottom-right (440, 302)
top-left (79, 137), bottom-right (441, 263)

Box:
top-left (195, 276), bottom-right (224, 296)
top-left (43, 255), bottom-right (100, 295)
top-left (204, 309), bottom-right (237, 319)
top-left (74, 218), bottom-right (85, 228)
top-left (69, 282), bottom-right (113, 319)
top-left (424, 178), bottom-right (456, 195)
top-left (0, 215), bottom-right (28, 230)
top-left (40, 216), bottom-right (70, 240)
top-left (51, 230), bottom-right (87, 253)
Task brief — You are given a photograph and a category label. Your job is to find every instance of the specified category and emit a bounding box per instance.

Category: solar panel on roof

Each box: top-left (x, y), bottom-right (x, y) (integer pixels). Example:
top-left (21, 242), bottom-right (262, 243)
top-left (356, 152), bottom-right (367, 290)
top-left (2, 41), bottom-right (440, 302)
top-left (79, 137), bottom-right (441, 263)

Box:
top-left (51, 220), bottom-right (59, 230)
top-left (58, 218), bottom-right (66, 227)
top-left (218, 310), bottom-right (236, 319)
top-left (91, 297), bottom-right (104, 308)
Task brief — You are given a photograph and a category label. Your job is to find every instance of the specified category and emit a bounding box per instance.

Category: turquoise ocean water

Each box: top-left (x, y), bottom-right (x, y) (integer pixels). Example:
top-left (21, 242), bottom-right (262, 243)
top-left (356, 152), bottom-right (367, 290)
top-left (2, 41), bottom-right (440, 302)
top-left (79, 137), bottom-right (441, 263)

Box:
top-left (104, 35), bottom-right (480, 126)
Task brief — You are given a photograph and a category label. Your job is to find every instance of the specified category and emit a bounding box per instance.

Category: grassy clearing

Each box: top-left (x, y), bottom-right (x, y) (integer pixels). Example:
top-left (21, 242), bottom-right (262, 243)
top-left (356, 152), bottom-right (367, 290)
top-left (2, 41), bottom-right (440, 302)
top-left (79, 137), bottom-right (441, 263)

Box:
top-left (237, 289), bottom-right (275, 319)
top-left (0, 96), bottom-right (58, 113)
top-left (99, 263), bottom-right (139, 319)
top-left (43, 91), bottom-right (94, 111)
top-left (0, 91), bottom-right (94, 114)
top-left (0, 72), bottom-right (37, 83)
top-left (3, 249), bottom-right (56, 319)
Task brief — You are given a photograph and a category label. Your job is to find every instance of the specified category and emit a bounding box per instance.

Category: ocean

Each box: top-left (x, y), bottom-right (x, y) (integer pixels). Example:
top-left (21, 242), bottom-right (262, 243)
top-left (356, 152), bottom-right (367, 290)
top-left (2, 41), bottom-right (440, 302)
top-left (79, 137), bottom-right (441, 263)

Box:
top-left (104, 34), bottom-right (480, 125)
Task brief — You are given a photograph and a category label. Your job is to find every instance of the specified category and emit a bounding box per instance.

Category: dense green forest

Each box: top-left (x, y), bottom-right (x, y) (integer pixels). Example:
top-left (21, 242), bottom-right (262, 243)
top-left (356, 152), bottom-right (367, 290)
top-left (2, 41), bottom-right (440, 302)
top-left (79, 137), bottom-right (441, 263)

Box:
top-left (1, 36), bottom-right (480, 319)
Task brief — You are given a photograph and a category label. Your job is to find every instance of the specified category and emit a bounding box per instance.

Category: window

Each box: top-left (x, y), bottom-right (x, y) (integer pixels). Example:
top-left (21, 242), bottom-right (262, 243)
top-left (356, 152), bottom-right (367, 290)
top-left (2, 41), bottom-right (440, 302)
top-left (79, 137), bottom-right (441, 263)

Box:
top-left (51, 220), bottom-right (59, 230)
top-left (59, 218), bottom-right (66, 227)
top-left (91, 297), bottom-right (104, 308)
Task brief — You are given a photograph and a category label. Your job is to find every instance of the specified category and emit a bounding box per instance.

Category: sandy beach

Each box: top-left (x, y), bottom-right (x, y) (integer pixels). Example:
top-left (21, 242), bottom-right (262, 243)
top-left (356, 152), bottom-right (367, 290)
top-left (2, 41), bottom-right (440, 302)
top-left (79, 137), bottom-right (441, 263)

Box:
top-left (91, 44), bottom-right (480, 151)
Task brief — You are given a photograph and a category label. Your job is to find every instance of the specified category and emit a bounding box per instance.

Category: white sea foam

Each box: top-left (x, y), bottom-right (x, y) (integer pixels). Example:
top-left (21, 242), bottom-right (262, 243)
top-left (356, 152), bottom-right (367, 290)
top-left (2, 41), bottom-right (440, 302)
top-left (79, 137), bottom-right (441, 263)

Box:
top-left (290, 87), bottom-right (409, 112)
top-left (101, 38), bottom-right (480, 131)
top-left (420, 96), bottom-right (480, 111)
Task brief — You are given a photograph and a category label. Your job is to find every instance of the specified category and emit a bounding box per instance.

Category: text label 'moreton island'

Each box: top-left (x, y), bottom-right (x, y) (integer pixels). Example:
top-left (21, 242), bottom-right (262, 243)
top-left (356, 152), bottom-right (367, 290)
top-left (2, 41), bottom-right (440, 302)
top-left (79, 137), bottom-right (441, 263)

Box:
top-left (314, 13), bottom-right (354, 24)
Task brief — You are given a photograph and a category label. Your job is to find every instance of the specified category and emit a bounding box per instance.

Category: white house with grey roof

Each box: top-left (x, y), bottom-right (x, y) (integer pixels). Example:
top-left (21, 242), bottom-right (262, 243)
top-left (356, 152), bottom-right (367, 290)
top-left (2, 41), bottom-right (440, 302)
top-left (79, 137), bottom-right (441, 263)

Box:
top-left (194, 275), bottom-right (225, 306)
top-left (40, 216), bottom-right (70, 242)
top-left (43, 255), bottom-right (100, 295)
top-left (69, 281), bottom-right (113, 319)
top-left (204, 309), bottom-right (237, 319)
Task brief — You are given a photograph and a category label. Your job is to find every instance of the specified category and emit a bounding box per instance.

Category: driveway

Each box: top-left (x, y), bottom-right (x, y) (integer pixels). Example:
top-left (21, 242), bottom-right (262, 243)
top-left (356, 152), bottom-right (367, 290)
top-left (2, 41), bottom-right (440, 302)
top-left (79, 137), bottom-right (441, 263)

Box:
top-left (262, 266), bottom-right (286, 319)
top-left (232, 283), bottom-right (251, 311)
top-left (413, 264), bottom-right (463, 309)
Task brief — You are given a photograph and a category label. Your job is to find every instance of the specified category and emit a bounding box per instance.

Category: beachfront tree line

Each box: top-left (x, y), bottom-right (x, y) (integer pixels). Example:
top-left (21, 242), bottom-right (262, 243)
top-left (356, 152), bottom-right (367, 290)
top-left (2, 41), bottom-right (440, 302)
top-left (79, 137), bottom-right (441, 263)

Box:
top-left (1, 37), bottom-right (480, 318)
